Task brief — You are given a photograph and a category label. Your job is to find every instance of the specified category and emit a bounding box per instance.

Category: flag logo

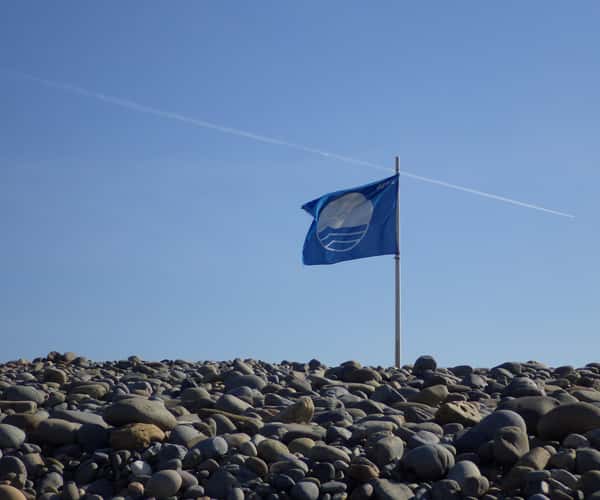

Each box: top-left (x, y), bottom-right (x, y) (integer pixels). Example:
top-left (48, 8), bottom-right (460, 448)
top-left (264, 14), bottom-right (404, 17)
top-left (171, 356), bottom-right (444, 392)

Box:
top-left (317, 192), bottom-right (373, 252)
top-left (302, 174), bottom-right (398, 265)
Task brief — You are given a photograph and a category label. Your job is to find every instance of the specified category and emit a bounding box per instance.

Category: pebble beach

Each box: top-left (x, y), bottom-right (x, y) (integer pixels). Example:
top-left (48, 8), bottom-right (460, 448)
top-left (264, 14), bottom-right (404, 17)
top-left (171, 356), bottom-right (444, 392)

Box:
top-left (1, 353), bottom-right (600, 499)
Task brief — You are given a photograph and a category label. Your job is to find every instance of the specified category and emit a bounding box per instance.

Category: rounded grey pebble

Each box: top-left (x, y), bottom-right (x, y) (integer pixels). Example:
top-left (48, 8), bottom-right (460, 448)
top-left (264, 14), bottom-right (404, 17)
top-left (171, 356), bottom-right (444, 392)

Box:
top-left (290, 481), bottom-right (320, 500)
top-left (227, 487), bottom-right (245, 500)
top-left (145, 469), bottom-right (182, 498)
top-left (0, 424), bottom-right (26, 449)
top-left (403, 444), bottom-right (455, 481)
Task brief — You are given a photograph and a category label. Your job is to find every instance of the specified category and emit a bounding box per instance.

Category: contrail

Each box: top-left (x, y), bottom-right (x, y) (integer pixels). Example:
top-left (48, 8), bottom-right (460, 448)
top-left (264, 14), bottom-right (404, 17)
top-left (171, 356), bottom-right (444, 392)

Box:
top-left (2, 69), bottom-right (574, 218)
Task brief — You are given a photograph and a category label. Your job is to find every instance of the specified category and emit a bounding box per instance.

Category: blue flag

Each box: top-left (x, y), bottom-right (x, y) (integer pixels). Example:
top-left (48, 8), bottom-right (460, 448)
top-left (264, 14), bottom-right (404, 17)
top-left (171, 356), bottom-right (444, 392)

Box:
top-left (302, 174), bottom-right (399, 265)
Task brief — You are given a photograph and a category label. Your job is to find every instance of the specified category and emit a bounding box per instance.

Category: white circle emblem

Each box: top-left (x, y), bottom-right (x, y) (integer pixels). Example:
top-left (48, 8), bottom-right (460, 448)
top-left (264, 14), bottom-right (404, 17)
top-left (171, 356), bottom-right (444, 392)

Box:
top-left (317, 192), bottom-right (373, 252)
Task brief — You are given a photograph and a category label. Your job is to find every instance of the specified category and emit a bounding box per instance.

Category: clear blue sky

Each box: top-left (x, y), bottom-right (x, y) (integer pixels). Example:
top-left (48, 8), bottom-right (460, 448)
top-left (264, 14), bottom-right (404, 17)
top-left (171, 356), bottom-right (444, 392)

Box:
top-left (1, 2), bottom-right (598, 367)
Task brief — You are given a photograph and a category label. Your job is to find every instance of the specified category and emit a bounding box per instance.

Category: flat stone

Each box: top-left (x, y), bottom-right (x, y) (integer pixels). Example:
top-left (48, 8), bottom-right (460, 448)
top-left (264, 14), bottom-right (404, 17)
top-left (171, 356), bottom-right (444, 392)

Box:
top-left (409, 385), bottom-right (448, 407)
top-left (538, 403), bottom-right (600, 440)
top-left (196, 408), bottom-right (263, 434)
top-left (435, 401), bottom-right (481, 427)
top-left (43, 368), bottom-right (68, 385)
top-left (68, 383), bottom-right (109, 399)
top-left (215, 394), bottom-right (251, 415)
top-left (309, 443), bottom-right (351, 463)
top-left (51, 409), bottom-right (108, 427)
top-left (35, 418), bottom-right (79, 445)
top-left (563, 433), bottom-right (590, 449)
top-left (0, 402), bottom-right (37, 413)
top-left (572, 389), bottom-right (600, 403)
top-left (548, 449), bottom-right (576, 471)
top-left (110, 423), bottom-right (165, 450)
top-left (501, 464), bottom-right (535, 492)
top-left (502, 377), bottom-right (545, 397)
top-left (224, 374), bottom-right (267, 391)
top-left (104, 398), bottom-right (177, 430)
top-left (3, 386), bottom-right (45, 405)
top-left (498, 396), bottom-right (560, 433)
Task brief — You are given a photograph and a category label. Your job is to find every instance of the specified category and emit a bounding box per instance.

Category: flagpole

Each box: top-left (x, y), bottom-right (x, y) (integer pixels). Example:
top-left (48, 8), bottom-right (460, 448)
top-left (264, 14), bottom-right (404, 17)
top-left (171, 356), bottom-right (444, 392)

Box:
top-left (394, 156), bottom-right (401, 368)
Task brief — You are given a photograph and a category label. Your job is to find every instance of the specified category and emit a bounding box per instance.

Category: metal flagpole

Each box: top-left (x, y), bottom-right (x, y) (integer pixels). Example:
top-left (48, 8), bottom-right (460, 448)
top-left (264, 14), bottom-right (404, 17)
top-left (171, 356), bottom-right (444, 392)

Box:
top-left (394, 156), bottom-right (401, 368)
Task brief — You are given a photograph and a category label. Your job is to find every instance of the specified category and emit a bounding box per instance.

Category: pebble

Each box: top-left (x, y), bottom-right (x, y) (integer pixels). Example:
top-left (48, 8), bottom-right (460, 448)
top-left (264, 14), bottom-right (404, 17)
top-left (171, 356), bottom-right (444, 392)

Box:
top-left (109, 423), bottom-right (165, 450)
top-left (0, 456), bottom-right (27, 487)
top-left (0, 425), bottom-right (26, 449)
top-left (145, 469), bottom-right (182, 498)
top-left (435, 401), bottom-right (481, 426)
top-left (493, 425), bottom-right (530, 464)
top-left (204, 468), bottom-right (239, 498)
top-left (4, 386), bottom-right (45, 405)
top-left (447, 460), bottom-right (480, 488)
top-left (130, 459), bottom-right (152, 477)
top-left (413, 355), bottom-right (437, 374)
top-left (216, 394), bottom-right (251, 415)
top-left (431, 479), bottom-right (461, 500)
top-left (563, 432), bottom-right (589, 449)
top-left (348, 456), bottom-right (380, 481)
top-left (196, 435), bottom-right (229, 459)
top-left (104, 398), bottom-right (177, 430)
top-left (35, 418), bottom-right (79, 445)
top-left (257, 438), bottom-right (289, 462)
top-left (538, 402), bottom-right (600, 440)
top-left (402, 444), bottom-right (455, 480)
top-left (455, 409), bottom-right (527, 451)
top-left (367, 435), bottom-right (404, 467)
top-left (0, 485), bottom-right (27, 500)
top-left (581, 470), bottom-right (600, 496)
top-left (290, 480), bottom-right (320, 500)
top-left (372, 478), bottom-right (414, 500)
top-left (498, 396), bottom-right (561, 433)
top-left (575, 447), bottom-right (600, 474)
top-left (0, 353), bottom-right (600, 499)
top-left (278, 396), bottom-right (315, 423)
top-left (309, 443), bottom-right (351, 463)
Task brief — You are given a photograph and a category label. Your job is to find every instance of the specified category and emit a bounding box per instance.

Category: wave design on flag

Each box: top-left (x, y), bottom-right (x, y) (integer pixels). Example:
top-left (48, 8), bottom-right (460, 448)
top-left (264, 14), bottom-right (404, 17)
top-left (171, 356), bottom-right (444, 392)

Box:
top-left (317, 224), bottom-right (369, 251)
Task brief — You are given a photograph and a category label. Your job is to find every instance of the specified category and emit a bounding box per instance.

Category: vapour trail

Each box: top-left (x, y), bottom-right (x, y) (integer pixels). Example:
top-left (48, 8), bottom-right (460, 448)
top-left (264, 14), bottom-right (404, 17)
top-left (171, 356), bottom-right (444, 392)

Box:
top-left (3, 69), bottom-right (574, 218)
